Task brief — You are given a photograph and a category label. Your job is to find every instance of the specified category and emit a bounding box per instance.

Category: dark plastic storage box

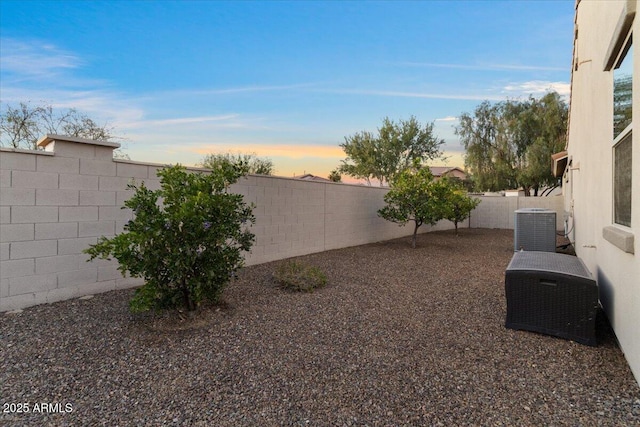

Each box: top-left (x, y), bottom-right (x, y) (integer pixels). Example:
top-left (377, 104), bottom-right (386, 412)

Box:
top-left (505, 251), bottom-right (599, 346)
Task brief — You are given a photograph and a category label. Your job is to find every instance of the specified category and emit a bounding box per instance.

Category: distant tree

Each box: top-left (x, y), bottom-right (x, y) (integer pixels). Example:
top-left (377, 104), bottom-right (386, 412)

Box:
top-left (441, 178), bottom-right (481, 236)
top-left (200, 152), bottom-right (274, 175)
top-left (339, 116), bottom-right (444, 186)
top-left (378, 166), bottom-right (448, 248)
top-left (337, 129), bottom-right (377, 185)
top-left (328, 169), bottom-right (342, 182)
top-left (456, 100), bottom-right (518, 193)
top-left (0, 103), bottom-right (42, 149)
top-left (516, 92), bottom-right (568, 195)
top-left (0, 102), bottom-right (119, 150)
top-left (456, 91), bottom-right (567, 195)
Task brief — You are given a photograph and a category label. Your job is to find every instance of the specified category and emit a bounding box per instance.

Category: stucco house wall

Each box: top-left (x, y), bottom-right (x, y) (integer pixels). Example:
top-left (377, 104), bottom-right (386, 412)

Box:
top-left (566, 0), bottom-right (640, 383)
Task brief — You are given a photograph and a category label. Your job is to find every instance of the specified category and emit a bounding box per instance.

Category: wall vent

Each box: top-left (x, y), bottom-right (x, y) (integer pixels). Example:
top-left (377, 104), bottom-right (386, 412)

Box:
top-left (514, 208), bottom-right (557, 252)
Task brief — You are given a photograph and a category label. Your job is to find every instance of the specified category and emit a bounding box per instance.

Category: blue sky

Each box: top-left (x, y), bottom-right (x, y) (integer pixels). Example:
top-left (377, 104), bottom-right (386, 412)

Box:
top-left (0, 0), bottom-right (575, 179)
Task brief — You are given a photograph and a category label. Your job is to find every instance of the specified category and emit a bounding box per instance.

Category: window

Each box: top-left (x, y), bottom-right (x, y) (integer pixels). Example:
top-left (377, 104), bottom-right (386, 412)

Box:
top-left (613, 38), bottom-right (633, 138)
top-left (614, 133), bottom-right (632, 226)
top-left (613, 37), bottom-right (632, 227)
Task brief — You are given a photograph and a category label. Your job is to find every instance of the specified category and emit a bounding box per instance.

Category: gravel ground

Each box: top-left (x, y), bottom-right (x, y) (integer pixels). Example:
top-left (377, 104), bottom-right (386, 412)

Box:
top-left (1, 228), bottom-right (639, 426)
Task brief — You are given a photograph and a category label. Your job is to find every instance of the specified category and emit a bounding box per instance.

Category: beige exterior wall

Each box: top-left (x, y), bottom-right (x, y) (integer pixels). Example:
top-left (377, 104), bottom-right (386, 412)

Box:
top-left (566, 0), bottom-right (640, 383)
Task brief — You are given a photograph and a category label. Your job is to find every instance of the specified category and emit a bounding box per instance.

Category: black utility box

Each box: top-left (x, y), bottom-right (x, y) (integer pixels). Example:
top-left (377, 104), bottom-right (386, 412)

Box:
top-left (505, 251), bottom-right (599, 346)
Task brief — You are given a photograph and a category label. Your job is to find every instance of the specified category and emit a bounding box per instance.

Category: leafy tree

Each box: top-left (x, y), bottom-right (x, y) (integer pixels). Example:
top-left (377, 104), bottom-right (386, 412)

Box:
top-left (456, 101), bottom-right (507, 192)
top-left (516, 92), bottom-right (568, 195)
top-left (441, 178), bottom-right (480, 236)
top-left (200, 152), bottom-right (274, 175)
top-left (328, 169), bottom-right (342, 182)
top-left (84, 164), bottom-right (255, 312)
top-left (337, 129), bottom-right (377, 185)
top-left (378, 166), bottom-right (447, 248)
top-left (456, 91), bottom-right (567, 195)
top-left (339, 116), bottom-right (444, 186)
top-left (0, 102), bottom-right (118, 150)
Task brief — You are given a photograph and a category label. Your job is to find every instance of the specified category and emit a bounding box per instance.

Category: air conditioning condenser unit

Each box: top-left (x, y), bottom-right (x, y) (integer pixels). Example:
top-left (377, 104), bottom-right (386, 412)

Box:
top-left (514, 208), bottom-right (556, 252)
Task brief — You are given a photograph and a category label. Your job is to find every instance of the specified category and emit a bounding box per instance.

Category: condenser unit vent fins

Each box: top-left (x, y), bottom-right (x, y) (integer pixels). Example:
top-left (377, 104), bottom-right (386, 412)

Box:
top-left (514, 208), bottom-right (557, 252)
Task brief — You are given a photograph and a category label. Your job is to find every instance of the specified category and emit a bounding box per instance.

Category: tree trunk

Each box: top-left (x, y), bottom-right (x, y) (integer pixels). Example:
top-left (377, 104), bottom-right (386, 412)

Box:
top-left (182, 280), bottom-right (196, 311)
top-left (454, 221), bottom-right (459, 236)
top-left (412, 222), bottom-right (419, 248)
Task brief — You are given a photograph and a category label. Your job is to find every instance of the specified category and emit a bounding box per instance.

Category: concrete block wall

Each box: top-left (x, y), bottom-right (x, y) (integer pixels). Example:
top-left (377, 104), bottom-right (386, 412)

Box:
top-left (1, 135), bottom-right (447, 311)
top-left (1, 135), bottom-right (563, 312)
top-left (0, 138), bottom-right (148, 312)
top-left (229, 175), bottom-right (328, 265)
top-left (469, 195), bottom-right (564, 230)
top-left (230, 176), bottom-right (444, 265)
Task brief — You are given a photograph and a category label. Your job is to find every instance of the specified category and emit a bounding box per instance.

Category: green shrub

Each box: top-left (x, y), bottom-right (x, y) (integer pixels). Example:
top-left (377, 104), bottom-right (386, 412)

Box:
top-left (441, 178), bottom-right (481, 236)
top-left (84, 164), bottom-right (255, 312)
top-left (274, 261), bottom-right (327, 292)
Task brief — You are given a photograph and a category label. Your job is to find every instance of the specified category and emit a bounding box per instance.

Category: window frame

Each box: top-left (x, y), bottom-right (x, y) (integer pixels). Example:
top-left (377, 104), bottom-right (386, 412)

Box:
top-left (613, 128), bottom-right (632, 228)
top-left (612, 32), bottom-right (633, 229)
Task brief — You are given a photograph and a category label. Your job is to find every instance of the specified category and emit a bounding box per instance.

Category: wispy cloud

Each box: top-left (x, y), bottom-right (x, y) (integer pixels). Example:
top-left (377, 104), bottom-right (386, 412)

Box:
top-left (317, 88), bottom-right (505, 101)
top-left (435, 116), bottom-right (458, 122)
top-left (0, 37), bottom-right (105, 91)
top-left (0, 38), bottom-right (83, 77)
top-left (120, 114), bottom-right (242, 129)
top-left (396, 62), bottom-right (567, 72)
top-left (166, 83), bottom-right (320, 97)
top-left (0, 38), bottom-right (141, 126)
top-left (502, 80), bottom-right (570, 97)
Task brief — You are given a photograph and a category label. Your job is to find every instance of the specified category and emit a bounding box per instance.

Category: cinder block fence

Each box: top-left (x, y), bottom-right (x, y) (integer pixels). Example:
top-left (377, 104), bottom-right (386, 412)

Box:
top-left (0, 135), bottom-right (563, 312)
top-left (469, 195), bottom-right (564, 230)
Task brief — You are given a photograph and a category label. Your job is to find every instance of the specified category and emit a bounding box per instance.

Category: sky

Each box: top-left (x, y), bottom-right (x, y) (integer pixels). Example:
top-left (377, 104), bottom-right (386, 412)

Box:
top-left (0, 0), bottom-right (575, 180)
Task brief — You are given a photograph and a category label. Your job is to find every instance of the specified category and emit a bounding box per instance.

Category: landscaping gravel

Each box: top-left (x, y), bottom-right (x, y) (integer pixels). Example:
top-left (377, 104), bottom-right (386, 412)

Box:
top-left (1, 228), bottom-right (639, 426)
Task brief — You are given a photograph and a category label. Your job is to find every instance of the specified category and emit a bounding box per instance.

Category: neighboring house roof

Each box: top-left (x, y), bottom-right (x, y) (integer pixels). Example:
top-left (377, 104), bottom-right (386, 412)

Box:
top-left (293, 169), bottom-right (467, 184)
top-left (429, 166), bottom-right (467, 179)
top-left (294, 173), bottom-right (332, 182)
